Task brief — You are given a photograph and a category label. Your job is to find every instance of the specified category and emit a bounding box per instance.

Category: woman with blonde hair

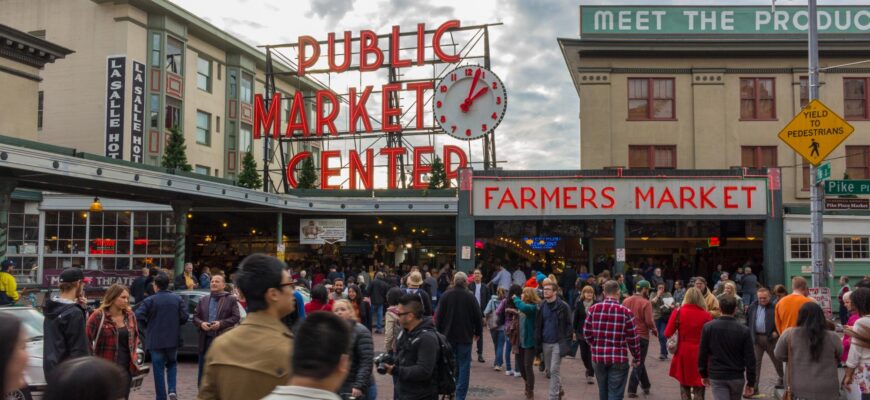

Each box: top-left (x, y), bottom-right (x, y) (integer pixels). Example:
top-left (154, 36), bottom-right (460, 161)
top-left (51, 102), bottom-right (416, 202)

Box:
top-left (512, 286), bottom-right (541, 398)
top-left (666, 287), bottom-right (712, 399)
top-left (332, 299), bottom-right (374, 400)
top-left (716, 281), bottom-right (746, 324)
top-left (85, 283), bottom-right (140, 398)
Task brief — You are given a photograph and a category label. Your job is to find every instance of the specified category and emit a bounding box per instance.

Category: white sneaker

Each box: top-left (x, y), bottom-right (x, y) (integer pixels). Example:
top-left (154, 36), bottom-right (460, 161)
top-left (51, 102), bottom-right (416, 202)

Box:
top-left (505, 369), bottom-right (512, 376)
top-left (494, 365), bottom-right (502, 371)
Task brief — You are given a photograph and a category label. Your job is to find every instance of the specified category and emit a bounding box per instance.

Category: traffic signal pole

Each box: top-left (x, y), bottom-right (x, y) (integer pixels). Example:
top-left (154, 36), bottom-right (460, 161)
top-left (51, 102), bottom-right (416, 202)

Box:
top-left (808, 0), bottom-right (825, 289)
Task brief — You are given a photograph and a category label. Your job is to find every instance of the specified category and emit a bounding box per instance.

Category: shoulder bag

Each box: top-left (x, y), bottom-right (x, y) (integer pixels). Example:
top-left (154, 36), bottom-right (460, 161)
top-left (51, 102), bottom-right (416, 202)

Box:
top-left (782, 336), bottom-right (793, 400)
top-left (667, 307), bottom-right (680, 354)
top-left (91, 309), bottom-right (106, 352)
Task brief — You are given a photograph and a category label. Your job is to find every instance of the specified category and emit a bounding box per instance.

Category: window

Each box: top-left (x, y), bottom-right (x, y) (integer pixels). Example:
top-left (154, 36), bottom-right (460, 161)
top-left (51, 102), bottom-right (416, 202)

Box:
top-left (740, 78), bottom-right (776, 120)
top-left (240, 73), bottom-right (253, 103)
top-left (216, 116), bottom-right (220, 133)
top-left (846, 145), bottom-right (870, 179)
top-left (149, 95), bottom-right (160, 129)
top-left (227, 121), bottom-right (237, 150)
top-left (194, 165), bottom-right (210, 175)
top-left (164, 98), bottom-right (181, 130)
top-left (834, 237), bottom-right (869, 259)
top-left (799, 76), bottom-right (809, 109)
top-left (228, 69), bottom-right (238, 99)
top-left (628, 78), bottom-right (675, 120)
top-left (628, 145), bottom-right (676, 169)
top-left (217, 63), bottom-right (222, 80)
top-left (740, 146), bottom-right (777, 168)
top-left (37, 91), bottom-right (44, 130)
top-left (196, 56), bottom-right (211, 92)
top-left (802, 157), bottom-right (810, 191)
top-left (196, 111), bottom-right (211, 146)
top-left (844, 78), bottom-right (869, 119)
top-left (165, 36), bottom-right (183, 75)
top-left (240, 124), bottom-right (252, 153)
top-left (790, 237), bottom-right (811, 259)
top-left (150, 32), bottom-right (162, 67)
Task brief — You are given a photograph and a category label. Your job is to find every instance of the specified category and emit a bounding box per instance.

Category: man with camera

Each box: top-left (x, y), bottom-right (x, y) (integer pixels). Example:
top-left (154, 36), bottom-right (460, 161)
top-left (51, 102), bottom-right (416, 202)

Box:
top-left (382, 294), bottom-right (439, 400)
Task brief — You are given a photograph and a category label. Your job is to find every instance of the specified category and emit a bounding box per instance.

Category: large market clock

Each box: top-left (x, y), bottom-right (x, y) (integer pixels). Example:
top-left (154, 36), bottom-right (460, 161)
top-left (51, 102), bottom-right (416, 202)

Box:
top-left (433, 65), bottom-right (507, 140)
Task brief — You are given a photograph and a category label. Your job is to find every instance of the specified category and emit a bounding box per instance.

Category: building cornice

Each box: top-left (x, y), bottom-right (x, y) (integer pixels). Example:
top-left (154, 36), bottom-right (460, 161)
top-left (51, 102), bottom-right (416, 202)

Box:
top-left (0, 24), bottom-right (73, 68)
top-left (558, 37), bottom-right (870, 58)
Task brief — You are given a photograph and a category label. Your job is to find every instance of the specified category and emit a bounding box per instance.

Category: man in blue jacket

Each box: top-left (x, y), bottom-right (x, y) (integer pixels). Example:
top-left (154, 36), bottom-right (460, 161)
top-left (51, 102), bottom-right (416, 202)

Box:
top-left (136, 273), bottom-right (188, 400)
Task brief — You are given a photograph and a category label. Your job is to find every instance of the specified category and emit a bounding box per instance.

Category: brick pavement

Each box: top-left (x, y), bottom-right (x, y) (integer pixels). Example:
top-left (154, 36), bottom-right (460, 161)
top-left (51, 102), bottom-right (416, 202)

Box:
top-left (132, 328), bottom-right (781, 400)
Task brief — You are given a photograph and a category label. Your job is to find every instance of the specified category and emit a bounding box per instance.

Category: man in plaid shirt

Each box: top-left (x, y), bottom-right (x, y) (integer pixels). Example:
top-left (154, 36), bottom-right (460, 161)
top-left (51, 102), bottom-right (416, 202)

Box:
top-left (584, 280), bottom-right (641, 400)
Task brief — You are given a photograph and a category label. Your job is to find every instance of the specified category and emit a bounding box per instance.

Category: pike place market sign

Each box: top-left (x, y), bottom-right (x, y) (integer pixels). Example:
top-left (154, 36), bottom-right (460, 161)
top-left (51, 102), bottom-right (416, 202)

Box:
top-left (472, 179), bottom-right (768, 217)
top-left (580, 6), bottom-right (870, 35)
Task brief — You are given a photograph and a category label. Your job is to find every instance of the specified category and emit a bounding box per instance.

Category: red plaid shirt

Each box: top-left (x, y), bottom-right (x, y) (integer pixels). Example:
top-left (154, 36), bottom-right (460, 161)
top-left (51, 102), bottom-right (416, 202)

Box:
top-left (583, 297), bottom-right (641, 364)
top-left (86, 308), bottom-right (140, 375)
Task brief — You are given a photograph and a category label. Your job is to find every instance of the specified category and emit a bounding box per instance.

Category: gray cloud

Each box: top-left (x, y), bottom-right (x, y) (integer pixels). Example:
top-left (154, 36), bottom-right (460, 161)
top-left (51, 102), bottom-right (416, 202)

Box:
top-left (306, 0), bottom-right (355, 27)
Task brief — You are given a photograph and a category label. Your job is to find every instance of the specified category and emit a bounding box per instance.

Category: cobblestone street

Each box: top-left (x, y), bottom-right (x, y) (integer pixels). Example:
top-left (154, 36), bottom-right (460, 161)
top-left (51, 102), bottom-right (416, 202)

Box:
top-left (133, 329), bottom-right (781, 399)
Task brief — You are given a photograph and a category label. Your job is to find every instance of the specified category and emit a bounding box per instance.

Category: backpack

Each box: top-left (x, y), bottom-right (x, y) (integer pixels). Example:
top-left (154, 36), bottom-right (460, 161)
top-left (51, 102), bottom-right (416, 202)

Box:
top-left (424, 329), bottom-right (457, 397)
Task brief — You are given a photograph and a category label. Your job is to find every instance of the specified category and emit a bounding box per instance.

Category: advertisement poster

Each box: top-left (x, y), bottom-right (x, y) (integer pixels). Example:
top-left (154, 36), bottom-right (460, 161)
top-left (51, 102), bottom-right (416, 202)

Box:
top-left (808, 287), bottom-right (832, 320)
top-left (299, 219), bottom-right (346, 244)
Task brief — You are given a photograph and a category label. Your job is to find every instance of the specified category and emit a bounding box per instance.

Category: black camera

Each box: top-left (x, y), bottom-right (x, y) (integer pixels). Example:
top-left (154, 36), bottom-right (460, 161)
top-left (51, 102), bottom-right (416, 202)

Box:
top-left (374, 352), bottom-right (395, 375)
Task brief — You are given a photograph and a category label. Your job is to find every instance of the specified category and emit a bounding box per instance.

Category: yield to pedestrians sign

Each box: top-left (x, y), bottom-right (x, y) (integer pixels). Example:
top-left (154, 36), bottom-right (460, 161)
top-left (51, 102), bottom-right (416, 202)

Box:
top-left (778, 99), bottom-right (854, 166)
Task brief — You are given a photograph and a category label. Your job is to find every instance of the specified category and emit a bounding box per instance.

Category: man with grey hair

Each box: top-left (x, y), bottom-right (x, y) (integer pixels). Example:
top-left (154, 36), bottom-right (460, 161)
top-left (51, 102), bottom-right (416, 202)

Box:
top-left (436, 271), bottom-right (483, 400)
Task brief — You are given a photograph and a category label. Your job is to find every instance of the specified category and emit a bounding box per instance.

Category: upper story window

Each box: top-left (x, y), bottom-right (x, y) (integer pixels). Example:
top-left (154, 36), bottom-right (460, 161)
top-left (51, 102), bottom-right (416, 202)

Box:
top-left (37, 91), bottom-right (44, 130)
top-left (196, 110), bottom-right (211, 146)
top-left (194, 165), bottom-right (210, 175)
top-left (228, 70), bottom-right (238, 99)
top-left (197, 57), bottom-right (211, 92)
top-left (166, 36), bottom-right (183, 75)
top-left (240, 124), bottom-right (252, 153)
top-left (628, 78), bottom-right (674, 120)
top-left (150, 32), bottom-right (161, 68)
top-left (846, 145), bottom-right (870, 179)
top-left (799, 76), bottom-right (809, 109)
top-left (844, 78), bottom-right (869, 120)
top-left (740, 146), bottom-right (777, 169)
top-left (628, 145), bottom-right (676, 169)
top-left (740, 78), bottom-right (776, 120)
top-left (165, 98), bottom-right (181, 130)
top-left (240, 73), bottom-right (253, 103)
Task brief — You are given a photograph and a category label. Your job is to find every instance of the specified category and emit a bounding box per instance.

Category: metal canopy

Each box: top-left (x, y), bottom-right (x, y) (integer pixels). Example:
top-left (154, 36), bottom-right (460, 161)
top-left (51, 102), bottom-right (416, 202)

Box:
top-left (0, 136), bottom-right (456, 215)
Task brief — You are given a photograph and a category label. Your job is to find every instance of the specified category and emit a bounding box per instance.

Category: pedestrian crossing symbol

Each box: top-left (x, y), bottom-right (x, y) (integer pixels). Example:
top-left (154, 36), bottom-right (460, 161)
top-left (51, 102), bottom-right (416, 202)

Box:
top-left (778, 99), bottom-right (854, 166)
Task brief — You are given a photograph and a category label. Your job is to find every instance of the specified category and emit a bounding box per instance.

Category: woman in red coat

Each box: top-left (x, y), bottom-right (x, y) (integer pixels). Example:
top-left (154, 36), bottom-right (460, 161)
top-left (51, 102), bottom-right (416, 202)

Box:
top-left (665, 287), bottom-right (712, 400)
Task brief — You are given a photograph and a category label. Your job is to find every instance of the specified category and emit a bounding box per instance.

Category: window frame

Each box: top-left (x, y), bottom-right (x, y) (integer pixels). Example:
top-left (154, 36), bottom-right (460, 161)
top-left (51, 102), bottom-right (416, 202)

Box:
top-left (196, 56), bottom-right (212, 93)
top-left (165, 35), bottom-right (184, 76)
top-left (845, 145), bottom-right (870, 179)
top-left (790, 237), bottom-right (811, 260)
top-left (626, 77), bottom-right (676, 121)
top-left (240, 72), bottom-right (253, 103)
top-left (739, 77), bottom-right (777, 121)
top-left (834, 236), bottom-right (869, 260)
top-left (843, 77), bottom-right (870, 120)
top-left (628, 145), bottom-right (677, 169)
top-left (37, 91), bottom-right (44, 130)
top-left (740, 146), bottom-right (778, 169)
top-left (194, 165), bottom-right (211, 175)
top-left (196, 110), bottom-right (211, 146)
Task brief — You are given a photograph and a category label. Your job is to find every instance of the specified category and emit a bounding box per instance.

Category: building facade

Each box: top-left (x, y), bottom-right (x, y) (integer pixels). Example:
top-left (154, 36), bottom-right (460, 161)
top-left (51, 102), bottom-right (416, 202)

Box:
top-left (0, 0), bottom-right (322, 183)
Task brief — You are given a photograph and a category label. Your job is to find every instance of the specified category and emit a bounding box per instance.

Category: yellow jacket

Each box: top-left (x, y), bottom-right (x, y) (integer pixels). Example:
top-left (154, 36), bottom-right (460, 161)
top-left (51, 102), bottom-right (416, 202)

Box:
top-left (198, 312), bottom-right (293, 400)
top-left (0, 271), bottom-right (19, 303)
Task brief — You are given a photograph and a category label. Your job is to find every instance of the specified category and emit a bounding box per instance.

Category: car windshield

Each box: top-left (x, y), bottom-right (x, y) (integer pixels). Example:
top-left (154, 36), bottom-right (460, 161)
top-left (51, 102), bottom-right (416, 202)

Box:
top-left (1, 309), bottom-right (44, 340)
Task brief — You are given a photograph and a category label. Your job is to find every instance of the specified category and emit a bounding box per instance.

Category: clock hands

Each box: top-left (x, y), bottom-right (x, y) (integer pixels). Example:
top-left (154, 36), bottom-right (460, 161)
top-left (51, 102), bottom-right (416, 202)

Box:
top-left (467, 69), bottom-right (481, 102)
top-left (460, 87), bottom-right (489, 113)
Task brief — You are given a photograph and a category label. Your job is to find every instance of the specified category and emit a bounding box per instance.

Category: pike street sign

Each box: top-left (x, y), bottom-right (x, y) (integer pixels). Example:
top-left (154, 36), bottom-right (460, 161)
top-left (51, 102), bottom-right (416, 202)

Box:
top-left (778, 99), bottom-right (854, 166)
top-left (816, 162), bottom-right (830, 182)
top-left (824, 180), bottom-right (870, 196)
top-left (824, 198), bottom-right (870, 210)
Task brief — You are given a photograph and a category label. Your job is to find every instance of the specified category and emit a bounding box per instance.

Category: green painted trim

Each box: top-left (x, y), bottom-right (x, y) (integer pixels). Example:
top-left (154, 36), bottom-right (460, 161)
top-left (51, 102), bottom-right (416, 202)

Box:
top-left (10, 189), bottom-right (41, 202)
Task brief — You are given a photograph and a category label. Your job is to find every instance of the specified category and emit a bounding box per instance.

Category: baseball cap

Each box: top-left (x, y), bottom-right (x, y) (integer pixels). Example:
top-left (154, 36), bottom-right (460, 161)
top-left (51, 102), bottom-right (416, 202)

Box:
top-left (635, 280), bottom-right (651, 290)
top-left (1, 259), bottom-right (14, 269)
top-left (59, 268), bottom-right (92, 283)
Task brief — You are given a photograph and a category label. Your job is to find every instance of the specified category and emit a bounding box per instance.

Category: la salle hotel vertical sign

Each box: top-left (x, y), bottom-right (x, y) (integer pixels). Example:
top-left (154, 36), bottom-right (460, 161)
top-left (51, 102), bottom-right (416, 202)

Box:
top-left (104, 56), bottom-right (125, 159)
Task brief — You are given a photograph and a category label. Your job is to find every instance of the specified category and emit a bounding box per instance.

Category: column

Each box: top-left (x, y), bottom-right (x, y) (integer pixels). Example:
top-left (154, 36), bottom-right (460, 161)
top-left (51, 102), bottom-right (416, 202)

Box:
top-left (0, 179), bottom-right (18, 262)
top-left (455, 169), bottom-right (475, 272)
top-left (764, 175), bottom-right (785, 286)
top-left (276, 212), bottom-right (284, 261)
top-left (614, 217), bottom-right (625, 275)
top-left (171, 201), bottom-right (191, 277)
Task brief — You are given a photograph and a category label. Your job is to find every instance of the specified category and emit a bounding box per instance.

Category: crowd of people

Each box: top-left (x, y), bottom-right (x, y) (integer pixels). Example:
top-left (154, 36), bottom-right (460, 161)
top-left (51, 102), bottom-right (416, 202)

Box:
top-left (1, 256), bottom-right (870, 400)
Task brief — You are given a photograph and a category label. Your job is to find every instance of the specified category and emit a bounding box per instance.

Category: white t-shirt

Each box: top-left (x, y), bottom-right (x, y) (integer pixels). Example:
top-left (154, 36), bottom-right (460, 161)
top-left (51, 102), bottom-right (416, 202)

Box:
top-left (260, 385), bottom-right (342, 400)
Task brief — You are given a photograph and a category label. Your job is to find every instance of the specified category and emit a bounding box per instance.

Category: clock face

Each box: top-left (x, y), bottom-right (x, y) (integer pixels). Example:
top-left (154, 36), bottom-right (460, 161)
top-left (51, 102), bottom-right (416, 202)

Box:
top-left (433, 65), bottom-right (507, 140)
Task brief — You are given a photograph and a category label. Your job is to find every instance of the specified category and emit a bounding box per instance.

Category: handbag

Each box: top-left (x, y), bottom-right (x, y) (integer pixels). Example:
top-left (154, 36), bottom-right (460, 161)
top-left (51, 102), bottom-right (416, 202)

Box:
top-left (667, 307), bottom-right (680, 354)
top-left (782, 337), bottom-right (793, 400)
top-left (91, 309), bottom-right (106, 352)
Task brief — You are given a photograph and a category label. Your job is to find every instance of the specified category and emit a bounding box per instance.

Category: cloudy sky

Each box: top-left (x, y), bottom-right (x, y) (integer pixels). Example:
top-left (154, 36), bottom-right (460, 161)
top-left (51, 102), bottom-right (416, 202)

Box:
top-left (171, 0), bottom-right (837, 172)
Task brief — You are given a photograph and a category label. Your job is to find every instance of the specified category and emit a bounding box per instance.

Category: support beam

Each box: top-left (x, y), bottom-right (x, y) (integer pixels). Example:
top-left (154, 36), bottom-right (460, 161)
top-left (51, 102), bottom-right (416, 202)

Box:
top-left (276, 212), bottom-right (284, 261)
top-left (614, 218), bottom-right (625, 275)
top-left (171, 201), bottom-right (191, 277)
top-left (455, 169), bottom-right (475, 272)
top-left (0, 179), bottom-right (18, 263)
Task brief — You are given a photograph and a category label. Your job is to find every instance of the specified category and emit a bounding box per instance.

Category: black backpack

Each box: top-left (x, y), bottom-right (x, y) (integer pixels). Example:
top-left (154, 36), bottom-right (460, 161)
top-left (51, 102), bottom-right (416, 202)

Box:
top-left (424, 329), bottom-right (456, 397)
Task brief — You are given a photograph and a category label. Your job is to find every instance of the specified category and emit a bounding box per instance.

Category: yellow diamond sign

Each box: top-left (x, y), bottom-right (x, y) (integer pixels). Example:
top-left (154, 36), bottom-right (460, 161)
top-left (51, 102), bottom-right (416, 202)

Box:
top-left (778, 99), bottom-right (854, 166)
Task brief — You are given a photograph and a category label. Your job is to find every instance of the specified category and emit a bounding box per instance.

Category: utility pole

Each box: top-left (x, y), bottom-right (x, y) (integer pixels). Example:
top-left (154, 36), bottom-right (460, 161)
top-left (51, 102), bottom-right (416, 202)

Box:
top-left (808, 0), bottom-right (824, 288)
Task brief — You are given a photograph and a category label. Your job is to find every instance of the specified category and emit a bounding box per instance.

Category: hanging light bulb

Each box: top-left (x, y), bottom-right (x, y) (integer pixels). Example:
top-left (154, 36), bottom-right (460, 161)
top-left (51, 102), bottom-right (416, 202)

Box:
top-left (89, 197), bottom-right (103, 212)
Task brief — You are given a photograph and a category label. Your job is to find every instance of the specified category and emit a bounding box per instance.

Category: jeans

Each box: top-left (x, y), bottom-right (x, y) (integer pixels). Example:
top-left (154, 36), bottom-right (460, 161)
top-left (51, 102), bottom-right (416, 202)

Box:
top-left (655, 318), bottom-right (669, 357)
top-left (476, 335), bottom-right (484, 357)
top-left (628, 338), bottom-right (651, 394)
top-left (150, 348), bottom-right (178, 400)
top-left (490, 329), bottom-right (506, 367)
top-left (542, 342), bottom-right (563, 400)
top-left (374, 303), bottom-right (384, 331)
top-left (197, 336), bottom-right (214, 386)
top-left (742, 293), bottom-right (757, 308)
top-left (517, 347), bottom-right (536, 392)
top-left (593, 362), bottom-right (630, 400)
top-left (367, 381), bottom-right (377, 400)
top-left (710, 378), bottom-right (744, 400)
top-left (578, 340), bottom-right (594, 377)
top-left (452, 342), bottom-right (472, 400)
top-left (504, 336), bottom-right (513, 371)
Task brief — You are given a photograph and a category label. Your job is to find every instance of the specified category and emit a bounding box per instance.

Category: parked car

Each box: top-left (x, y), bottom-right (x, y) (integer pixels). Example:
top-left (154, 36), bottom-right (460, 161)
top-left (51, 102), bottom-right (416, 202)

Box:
top-left (0, 306), bottom-right (149, 400)
top-left (174, 290), bottom-right (246, 355)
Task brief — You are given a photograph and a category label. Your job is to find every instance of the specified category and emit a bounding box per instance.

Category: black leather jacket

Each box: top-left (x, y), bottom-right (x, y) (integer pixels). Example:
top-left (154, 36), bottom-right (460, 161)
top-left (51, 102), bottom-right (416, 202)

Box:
top-left (43, 298), bottom-right (90, 376)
